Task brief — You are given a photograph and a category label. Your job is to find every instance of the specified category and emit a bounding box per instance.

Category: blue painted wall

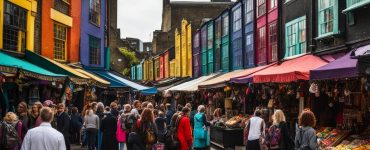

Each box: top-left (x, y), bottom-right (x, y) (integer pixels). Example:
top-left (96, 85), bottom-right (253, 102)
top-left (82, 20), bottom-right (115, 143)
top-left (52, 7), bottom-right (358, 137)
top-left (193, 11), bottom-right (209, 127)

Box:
top-left (80, 0), bottom-right (106, 68)
top-left (231, 2), bottom-right (243, 70)
top-left (243, 0), bottom-right (255, 68)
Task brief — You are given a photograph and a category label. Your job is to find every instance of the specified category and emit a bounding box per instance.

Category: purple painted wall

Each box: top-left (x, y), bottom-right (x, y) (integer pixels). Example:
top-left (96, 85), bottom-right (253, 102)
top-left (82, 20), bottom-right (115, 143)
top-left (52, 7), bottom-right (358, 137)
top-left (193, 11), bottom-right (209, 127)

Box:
top-left (193, 31), bottom-right (201, 77)
top-left (80, 0), bottom-right (106, 68)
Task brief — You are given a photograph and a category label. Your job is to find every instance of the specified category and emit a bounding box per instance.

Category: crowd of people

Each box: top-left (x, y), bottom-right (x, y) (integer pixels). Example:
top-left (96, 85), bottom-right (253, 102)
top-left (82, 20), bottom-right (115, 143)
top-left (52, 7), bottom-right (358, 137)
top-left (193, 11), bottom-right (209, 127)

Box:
top-left (0, 98), bottom-right (321, 150)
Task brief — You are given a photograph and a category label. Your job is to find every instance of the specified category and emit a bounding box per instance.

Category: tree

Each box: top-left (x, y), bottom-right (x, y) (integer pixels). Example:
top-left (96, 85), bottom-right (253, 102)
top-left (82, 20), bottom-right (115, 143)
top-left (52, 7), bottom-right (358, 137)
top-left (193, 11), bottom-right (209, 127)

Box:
top-left (118, 47), bottom-right (139, 76)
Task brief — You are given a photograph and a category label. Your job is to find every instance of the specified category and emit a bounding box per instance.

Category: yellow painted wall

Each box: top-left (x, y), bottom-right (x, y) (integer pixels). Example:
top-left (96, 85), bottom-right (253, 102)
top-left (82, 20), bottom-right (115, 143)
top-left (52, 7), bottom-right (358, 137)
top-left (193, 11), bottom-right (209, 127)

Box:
top-left (181, 19), bottom-right (187, 77)
top-left (187, 24), bottom-right (192, 77)
top-left (170, 60), bottom-right (175, 77)
top-left (0, 0), bottom-right (37, 51)
top-left (143, 59), bottom-right (148, 81)
top-left (148, 59), bottom-right (154, 81)
top-left (50, 8), bottom-right (73, 27)
top-left (175, 29), bottom-right (181, 77)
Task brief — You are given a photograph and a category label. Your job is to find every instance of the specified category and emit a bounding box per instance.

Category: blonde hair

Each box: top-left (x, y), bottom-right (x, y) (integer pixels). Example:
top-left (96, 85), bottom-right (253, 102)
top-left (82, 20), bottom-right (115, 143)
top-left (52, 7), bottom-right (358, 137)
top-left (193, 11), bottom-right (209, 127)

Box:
top-left (4, 112), bottom-right (19, 122)
top-left (273, 109), bottom-right (286, 125)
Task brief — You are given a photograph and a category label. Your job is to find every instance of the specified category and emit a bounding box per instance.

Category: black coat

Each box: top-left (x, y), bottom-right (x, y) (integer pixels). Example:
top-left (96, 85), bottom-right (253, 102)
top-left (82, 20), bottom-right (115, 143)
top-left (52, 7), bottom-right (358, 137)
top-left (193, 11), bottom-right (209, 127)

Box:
top-left (57, 112), bottom-right (70, 137)
top-left (70, 113), bottom-right (83, 133)
top-left (127, 132), bottom-right (145, 150)
top-left (101, 113), bottom-right (118, 150)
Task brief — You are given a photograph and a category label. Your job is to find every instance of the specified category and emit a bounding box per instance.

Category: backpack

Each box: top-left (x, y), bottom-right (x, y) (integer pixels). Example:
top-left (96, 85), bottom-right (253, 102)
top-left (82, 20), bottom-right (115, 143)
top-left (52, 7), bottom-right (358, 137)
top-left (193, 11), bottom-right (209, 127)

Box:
top-left (120, 113), bottom-right (136, 131)
top-left (265, 125), bottom-right (281, 148)
top-left (164, 115), bottom-right (182, 150)
top-left (0, 121), bottom-right (21, 149)
top-left (138, 120), bottom-right (157, 145)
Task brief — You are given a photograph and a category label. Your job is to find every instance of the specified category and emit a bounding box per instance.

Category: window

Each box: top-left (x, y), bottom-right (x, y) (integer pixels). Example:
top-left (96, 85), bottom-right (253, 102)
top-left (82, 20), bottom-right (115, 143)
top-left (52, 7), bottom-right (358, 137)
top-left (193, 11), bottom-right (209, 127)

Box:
top-left (257, 0), bottom-right (266, 17)
top-left (269, 0), bottom-right (277, 10)
top-left (285, 16), bottom-right (306, 58)
top-left (89, 0), bottom-right (100, 26)
top-left (318, 0), bottom-right (338, 37)
top-left (54, 0), bottom-right (70, 15)
top-left (245, 0), bottom-right (254, 24)
top-left (3, 1), bottom-right (27, 53)
top-left (194, 33), bottom-right (200, 48)
top-left (208, 24), bottom-right (213, 48)
top-left (233, 8), bottom-right (242, 31)
top-left (54, 23), bottom-right (67, 60)
top-left (222, 15), bottom-right (229, 36)
top-left (89, 35), bottom-right (101, 65)
top-left (246, 34), bottom-right (254, 65)
top-left (258, 27), bottom-right (266, 64)
top-left (233, 38), bottom-right (243, 68)
top-left (269, 22), bottom-right (278, 62)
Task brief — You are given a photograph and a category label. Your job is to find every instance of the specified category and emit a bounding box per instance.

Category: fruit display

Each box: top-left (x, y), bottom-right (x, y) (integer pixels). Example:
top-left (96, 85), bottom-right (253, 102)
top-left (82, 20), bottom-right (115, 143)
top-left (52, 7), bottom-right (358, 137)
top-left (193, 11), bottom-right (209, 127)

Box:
top-left (225, 116), bottom-right (242, 128)
top-left (317, 127), bottom-right (349, 148)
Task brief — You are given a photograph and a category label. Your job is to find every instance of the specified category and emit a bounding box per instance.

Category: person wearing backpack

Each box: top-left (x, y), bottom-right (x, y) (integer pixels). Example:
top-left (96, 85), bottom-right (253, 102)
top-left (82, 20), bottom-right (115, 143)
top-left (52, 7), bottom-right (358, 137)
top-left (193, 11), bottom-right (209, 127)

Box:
top-left (0, 112), bottom-right (25, 150)
top-left (116, 104), bottom-right (131, 150)
top-left (265, 110), bottom-right (294, 150)
top-left (136, 108), bottom-right (158, 150)
top-left (294, 109), bottom-right (319, 150)
top-left (193, 105), bottom-right (211, 150)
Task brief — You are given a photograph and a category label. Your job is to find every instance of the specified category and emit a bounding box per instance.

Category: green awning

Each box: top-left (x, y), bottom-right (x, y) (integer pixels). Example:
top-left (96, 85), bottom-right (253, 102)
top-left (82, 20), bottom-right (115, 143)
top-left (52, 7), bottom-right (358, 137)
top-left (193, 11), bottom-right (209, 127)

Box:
top-left (25, 50), bottom-right (89, 84)
top-left (343, 0), bottom-right (370, 13)
top-left (0, 52), bottom-right (66, 81)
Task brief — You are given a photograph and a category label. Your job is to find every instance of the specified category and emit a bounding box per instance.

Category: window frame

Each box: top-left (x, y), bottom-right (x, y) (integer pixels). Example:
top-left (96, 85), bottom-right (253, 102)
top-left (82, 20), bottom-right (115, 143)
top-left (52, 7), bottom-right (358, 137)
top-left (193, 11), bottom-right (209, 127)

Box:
top-left (53, 23), bottom-right (68, 61)
top-left (89, 0), bottom-right (101, 26)
top-left (317, 0), bottom-right (339, 38)
top-left (222, 14), bottom-right (229, 36)
top-left (257, 26), bottom-right (266, 64)
top-left (269, 0), bottom-right (278, 11)
top-left (3, 1), bottom-right (27, 53)
top-left (257, 0), bottom-right (266, 17)
top-left (245, 0), bottom-right (254, 24)
top-left (268, 22), bottom-right (278, 62)
top-left (233, 7), bottom-right (242, 32)
top-left (285, 16), bottom-right (307, 58)
top-left (88, 35), bottom-right (101, 65)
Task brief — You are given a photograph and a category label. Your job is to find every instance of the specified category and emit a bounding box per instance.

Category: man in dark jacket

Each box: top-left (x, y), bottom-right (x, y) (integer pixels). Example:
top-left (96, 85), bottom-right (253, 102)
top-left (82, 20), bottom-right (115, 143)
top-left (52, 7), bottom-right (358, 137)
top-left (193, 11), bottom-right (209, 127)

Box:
top-left (57, 103), bottom-right (71, 150)
top-left (101, 102), bottom-right (119, 150)
top-left (70, 107), bottom-right (83, 144)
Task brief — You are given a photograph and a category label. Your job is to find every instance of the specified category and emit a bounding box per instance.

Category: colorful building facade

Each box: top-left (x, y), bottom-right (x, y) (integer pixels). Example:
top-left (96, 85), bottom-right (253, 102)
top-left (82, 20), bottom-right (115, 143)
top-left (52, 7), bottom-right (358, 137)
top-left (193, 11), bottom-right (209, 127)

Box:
top-left (80, 0), bottom-right (106, 68)
top-left (0, 0), bottom-right (38, 53)
top-left (39, 0), bottom-right (80, 63)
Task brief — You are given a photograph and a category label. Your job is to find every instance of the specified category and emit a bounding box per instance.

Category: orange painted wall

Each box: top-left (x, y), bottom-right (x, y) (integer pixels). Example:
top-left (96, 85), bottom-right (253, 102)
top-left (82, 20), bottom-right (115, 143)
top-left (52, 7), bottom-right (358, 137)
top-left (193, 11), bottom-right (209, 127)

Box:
top-left (69, 0), bottom-right (80, 63)
top-left (41, 0), bottom-right (80, 63)
top-left (41, 0), bottom-right (54, 59)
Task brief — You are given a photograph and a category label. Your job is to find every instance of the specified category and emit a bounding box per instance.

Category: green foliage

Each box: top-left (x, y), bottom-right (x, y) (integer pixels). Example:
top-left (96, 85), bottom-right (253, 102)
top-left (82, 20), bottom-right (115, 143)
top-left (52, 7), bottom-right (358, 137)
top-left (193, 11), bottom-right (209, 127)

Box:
top-left (118, 47), bottom-right (139, 76)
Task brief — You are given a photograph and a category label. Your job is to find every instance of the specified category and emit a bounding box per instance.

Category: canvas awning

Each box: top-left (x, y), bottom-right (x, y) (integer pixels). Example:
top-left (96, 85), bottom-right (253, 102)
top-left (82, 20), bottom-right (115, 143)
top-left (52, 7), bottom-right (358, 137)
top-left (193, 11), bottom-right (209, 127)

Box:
top-left (352, 44), bottom-right (370, 75)
top-left (74, 69), bottom-right (110, 88)
top-left (219, 64), bottom-right (275, 84)
top-left (311, 44), bottom-right (369, 80)
top-left (25, 50), bottom-right (89, 84)
top-left (90, 70), bottom-right (157, 95)
top-left (89, 70), bottom-right (127, 88)
top-left (166, 73), bottom-right (219, 92)
top-left (0, 52), bottom-right (66, 81)
top-left (154, 77), bottom-right (191, 91)
top-left (242, 54), bottom-right (328, 83)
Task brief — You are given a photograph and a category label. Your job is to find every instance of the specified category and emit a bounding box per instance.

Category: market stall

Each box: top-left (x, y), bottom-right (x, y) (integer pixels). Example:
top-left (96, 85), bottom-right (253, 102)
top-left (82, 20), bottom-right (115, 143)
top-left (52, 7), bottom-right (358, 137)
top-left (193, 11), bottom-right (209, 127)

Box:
top-left (310, 48), bottom-right (369, 149)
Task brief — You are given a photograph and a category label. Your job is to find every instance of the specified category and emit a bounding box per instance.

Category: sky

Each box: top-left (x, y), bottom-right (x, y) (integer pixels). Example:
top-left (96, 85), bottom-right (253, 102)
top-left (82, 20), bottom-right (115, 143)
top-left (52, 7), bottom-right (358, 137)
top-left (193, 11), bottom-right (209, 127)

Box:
top-left (117, 0), bottom-right (234, 42)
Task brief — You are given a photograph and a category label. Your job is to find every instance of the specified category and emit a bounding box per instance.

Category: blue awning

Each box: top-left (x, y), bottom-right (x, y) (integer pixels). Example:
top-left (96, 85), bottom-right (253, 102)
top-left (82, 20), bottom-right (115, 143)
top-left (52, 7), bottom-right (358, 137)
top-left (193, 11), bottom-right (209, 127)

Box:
top-left (90, 70), bottom-right (157, 95)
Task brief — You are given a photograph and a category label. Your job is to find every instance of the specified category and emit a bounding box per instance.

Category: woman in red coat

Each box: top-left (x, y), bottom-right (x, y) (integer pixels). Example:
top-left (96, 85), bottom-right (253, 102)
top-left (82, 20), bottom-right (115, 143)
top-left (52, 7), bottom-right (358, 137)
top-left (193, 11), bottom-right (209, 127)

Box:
top-left (177, 107), bottom-right (193, 150)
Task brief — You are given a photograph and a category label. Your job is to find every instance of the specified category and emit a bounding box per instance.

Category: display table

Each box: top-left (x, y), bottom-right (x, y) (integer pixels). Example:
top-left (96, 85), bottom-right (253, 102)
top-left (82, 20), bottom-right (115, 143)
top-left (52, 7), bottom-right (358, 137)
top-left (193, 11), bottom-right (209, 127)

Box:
top-left (210, 126), bottom-right (244, 149)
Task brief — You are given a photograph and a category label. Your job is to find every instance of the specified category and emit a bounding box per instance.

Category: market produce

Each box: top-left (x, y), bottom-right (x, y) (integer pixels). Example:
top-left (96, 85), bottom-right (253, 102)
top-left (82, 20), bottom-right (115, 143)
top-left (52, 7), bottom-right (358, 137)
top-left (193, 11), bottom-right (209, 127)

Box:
top-left (225, 116), bottom-right (242, 128)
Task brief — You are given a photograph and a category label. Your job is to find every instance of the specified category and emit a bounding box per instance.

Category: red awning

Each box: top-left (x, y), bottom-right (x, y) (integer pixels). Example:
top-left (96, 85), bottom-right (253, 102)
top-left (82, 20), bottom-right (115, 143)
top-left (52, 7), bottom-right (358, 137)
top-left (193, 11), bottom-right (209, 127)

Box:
top-left (250, 54), bottom-right (328, 83)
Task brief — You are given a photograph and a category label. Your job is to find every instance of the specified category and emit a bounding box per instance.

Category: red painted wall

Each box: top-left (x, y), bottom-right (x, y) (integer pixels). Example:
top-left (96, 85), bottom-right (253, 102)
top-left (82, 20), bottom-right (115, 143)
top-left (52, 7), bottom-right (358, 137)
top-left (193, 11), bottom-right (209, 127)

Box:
top-left (255, 0), bottom-right (278, 65)
top-left (159, 55), bottom-right (164, 79)
top-left (164, 51), bottom-right (169, 78)
top-left (41, 0), bottom-right (80, 63)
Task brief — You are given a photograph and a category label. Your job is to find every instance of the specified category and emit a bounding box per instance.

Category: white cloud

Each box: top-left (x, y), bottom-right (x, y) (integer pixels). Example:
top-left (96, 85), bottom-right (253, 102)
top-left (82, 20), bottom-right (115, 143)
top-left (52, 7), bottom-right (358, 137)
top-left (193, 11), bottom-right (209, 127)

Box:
top-left (117, 0), bottom-right (235, 42)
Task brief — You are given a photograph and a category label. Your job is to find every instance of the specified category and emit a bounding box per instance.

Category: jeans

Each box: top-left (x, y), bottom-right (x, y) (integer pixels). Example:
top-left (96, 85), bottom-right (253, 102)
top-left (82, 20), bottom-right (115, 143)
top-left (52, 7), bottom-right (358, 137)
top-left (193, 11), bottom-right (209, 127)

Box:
top-left (119, 142), bottom-right (125, 150)
top-left (86, 128), bottom-right (98, 150)
top-left (97, 129), bottom-right (102, 150)
top-left (246, 139), bottom-right (260, 150)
